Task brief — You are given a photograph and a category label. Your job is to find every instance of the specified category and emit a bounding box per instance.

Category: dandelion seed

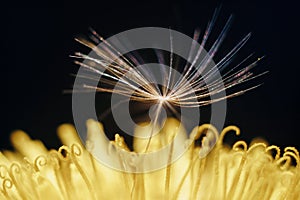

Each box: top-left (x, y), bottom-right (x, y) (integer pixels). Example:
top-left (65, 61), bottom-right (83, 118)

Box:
top-left (72, 10), bottom-right (265, 126)
top-left (71, 9), bottom-right (266, 155)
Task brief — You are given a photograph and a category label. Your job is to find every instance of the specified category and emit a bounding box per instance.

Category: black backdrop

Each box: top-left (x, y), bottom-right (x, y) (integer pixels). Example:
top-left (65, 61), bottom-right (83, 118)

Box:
top-left (1, 0), bottom-right (300, 150)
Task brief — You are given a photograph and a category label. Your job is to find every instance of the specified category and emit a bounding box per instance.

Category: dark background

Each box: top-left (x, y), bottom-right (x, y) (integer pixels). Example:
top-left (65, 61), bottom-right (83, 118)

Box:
top-left (0, 0), bottom-right (299, 150)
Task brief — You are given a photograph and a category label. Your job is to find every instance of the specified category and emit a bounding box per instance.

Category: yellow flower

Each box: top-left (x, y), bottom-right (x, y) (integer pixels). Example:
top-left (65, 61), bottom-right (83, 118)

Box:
top-left (0, 118), bottom-right (299, 199)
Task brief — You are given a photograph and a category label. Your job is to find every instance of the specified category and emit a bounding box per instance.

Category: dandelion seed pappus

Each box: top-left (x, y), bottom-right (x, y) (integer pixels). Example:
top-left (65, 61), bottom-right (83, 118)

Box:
top-left (71, 9), bottom-right (265, 172)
